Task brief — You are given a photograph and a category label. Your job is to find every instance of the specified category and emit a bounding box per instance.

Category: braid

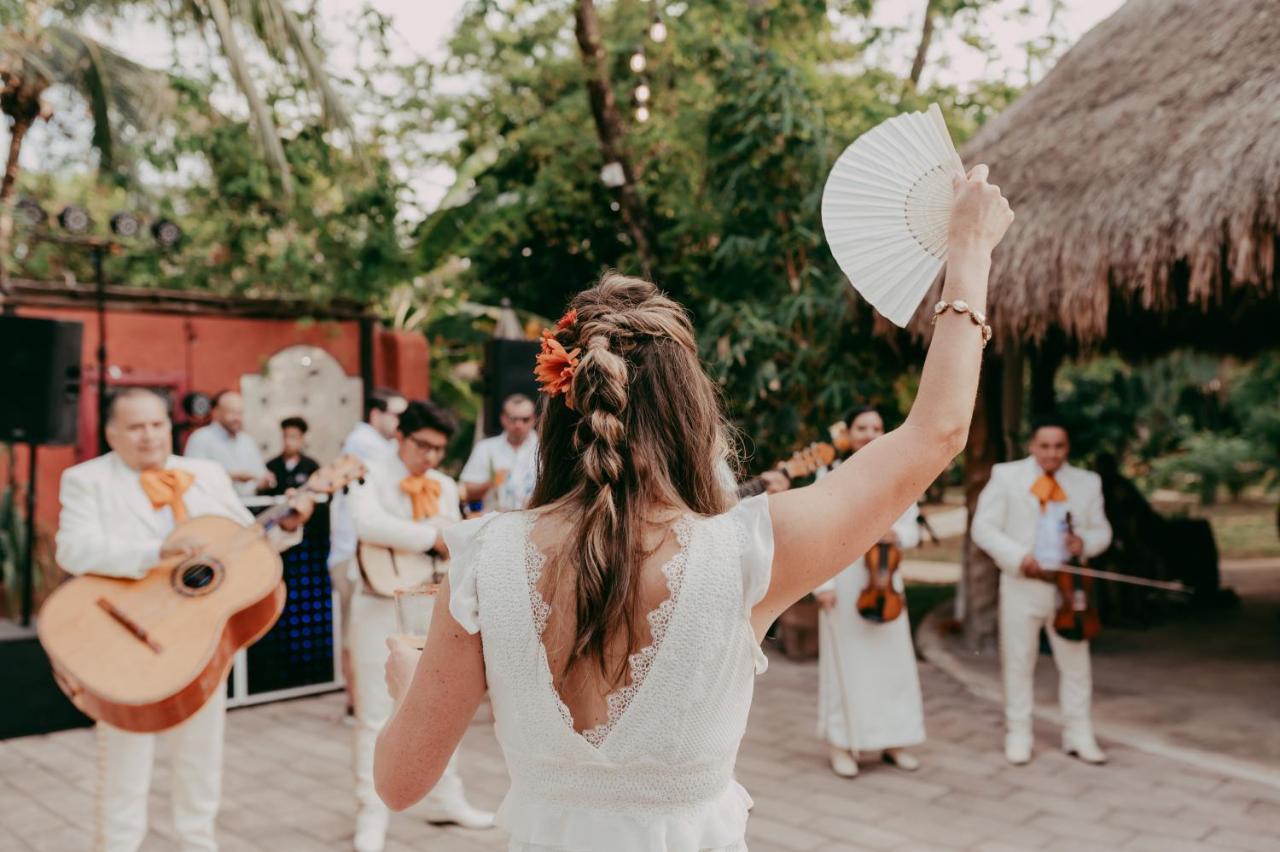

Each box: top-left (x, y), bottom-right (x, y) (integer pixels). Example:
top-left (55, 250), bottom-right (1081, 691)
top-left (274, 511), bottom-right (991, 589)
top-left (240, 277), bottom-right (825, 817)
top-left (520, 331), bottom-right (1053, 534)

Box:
top-left (566, 331), bottom-right (634, 674)
top-left (531, 271), bottom-right (736, 686)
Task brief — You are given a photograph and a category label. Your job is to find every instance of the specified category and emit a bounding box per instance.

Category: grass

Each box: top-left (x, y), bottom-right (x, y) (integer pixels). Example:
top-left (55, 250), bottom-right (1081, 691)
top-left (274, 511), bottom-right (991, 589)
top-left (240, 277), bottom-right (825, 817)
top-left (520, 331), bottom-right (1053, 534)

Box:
top-left (1180, 502), bottom-right (1280, 559)
top-left (912, 536), bottom-right (965, 565)
top-left (911, 499), bottom-right (1280, 563)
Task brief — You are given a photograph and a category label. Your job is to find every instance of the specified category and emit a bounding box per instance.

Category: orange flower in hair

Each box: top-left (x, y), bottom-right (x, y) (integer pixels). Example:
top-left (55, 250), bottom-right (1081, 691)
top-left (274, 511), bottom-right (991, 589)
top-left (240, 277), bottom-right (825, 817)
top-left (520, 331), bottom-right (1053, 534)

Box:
top-left (535, 328), bottom-right (581, 402)
top-left (556, 308), bottom-right (577, 331)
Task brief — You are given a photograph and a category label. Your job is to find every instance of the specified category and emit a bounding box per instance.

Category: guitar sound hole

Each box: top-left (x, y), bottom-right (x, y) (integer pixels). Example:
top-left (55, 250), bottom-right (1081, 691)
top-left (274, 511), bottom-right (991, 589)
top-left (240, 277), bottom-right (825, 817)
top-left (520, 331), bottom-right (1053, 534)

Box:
top-left (172, 558), bottom-right (224, 596)
top-left (183, 564), bottom-right (215, 589)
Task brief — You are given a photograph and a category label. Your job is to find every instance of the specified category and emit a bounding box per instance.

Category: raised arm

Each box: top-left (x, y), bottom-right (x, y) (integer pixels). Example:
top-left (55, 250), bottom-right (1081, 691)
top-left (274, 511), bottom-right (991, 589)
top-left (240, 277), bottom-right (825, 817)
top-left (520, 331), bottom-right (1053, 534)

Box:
top-left (753, 166), bottom-right (1012, 631)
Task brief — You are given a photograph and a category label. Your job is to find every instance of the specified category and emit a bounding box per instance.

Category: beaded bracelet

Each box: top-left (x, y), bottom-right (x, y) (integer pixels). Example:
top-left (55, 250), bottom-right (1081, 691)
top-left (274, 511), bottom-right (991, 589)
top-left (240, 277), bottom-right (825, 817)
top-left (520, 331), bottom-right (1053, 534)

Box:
top-left (931, 299), bottom-right (992, 349)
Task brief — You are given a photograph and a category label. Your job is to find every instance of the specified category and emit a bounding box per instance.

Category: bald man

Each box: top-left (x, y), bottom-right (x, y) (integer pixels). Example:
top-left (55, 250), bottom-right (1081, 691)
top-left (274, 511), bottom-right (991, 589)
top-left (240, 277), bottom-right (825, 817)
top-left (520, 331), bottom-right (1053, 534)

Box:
top-left (55, 388), bottom-right (311, 851)
top-left (184, 391), bottom-right (273, 497)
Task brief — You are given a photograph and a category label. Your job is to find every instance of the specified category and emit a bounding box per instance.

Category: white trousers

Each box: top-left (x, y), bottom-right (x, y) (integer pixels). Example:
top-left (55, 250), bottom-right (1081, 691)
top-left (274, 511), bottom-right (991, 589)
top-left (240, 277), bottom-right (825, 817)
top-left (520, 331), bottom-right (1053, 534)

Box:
top-left (95, 687), bottom-right (226, 852)
top-left (999, 574), bottom-right (1093, 738)
top-left (350, 591), bottom-right (465, 819)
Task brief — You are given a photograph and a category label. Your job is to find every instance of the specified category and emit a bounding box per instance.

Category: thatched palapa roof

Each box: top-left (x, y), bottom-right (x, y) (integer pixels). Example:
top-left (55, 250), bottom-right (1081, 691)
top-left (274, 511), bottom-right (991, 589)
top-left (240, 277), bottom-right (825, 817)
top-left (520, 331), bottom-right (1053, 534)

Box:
top-left (912, 0), bottom-right (1280, 353)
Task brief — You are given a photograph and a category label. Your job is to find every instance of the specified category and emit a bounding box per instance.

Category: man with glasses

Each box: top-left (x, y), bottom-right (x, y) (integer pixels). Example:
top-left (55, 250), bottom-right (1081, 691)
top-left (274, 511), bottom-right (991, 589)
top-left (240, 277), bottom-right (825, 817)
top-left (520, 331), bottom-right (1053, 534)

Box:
top-left (459, 394), bottom-right (539, 512)
top-left (348, 400), bottom-right (494, 850)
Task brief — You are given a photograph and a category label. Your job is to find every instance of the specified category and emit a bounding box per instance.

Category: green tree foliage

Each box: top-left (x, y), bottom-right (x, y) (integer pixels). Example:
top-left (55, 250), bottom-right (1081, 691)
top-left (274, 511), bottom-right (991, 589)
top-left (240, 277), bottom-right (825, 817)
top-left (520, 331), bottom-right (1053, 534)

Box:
top-left (1055, 351), bottom-right (1280, 503)
top-left (8, 10), bottom-right (413, 304)
top-left (413, 0), bottom-right (1018, 465)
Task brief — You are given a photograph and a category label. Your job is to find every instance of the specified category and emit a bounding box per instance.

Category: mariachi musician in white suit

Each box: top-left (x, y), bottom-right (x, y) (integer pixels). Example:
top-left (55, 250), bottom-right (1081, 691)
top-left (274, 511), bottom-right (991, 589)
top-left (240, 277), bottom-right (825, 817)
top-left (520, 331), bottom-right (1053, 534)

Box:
top-left (348, 399), bottom-right (492, 852)
top-left (970, 416), bottom-right (1112, 767)
top-left (813, 406), bottom-right (926, 778)
top-left (54, 388), bottom-right (310, 852)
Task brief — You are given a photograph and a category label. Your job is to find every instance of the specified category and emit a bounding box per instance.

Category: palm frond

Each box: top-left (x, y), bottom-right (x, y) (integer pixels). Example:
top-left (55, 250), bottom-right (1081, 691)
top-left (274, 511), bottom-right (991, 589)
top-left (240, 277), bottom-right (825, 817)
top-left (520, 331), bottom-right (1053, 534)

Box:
top-left (204, 0), bottom-right (294, 195)
top-left (43, 26), bottom-right (176, 168)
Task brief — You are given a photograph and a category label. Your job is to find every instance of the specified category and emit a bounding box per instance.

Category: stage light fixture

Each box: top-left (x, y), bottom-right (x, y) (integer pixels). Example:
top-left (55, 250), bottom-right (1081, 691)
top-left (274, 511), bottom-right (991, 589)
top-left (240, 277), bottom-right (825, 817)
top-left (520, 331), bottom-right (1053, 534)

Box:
top-left (110, 212), bottom-right (141, 238)
top-left (57, 205), bottom-right (91, 234)
top-left (151, 219), bottom-right (183, 248)
top-left (15, 197), bottom-right (46, 227)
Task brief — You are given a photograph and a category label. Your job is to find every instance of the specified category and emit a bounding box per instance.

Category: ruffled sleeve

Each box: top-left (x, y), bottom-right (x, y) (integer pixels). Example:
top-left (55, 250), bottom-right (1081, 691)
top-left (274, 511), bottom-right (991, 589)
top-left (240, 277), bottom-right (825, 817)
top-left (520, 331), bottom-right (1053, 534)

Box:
top-left (443, 513), bottom-right (499, 634)
top-left (732, 494), bottom-right (775, 611)
top-left (730, 495), bottom-right (774, 675)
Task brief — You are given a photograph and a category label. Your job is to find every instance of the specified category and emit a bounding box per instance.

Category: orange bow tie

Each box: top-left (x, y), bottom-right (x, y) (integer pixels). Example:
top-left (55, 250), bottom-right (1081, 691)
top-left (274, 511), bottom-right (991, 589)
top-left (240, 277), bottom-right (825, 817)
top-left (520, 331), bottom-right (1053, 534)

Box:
top-left (400, 474), bottom-right (442, 521)
top-left (1030, 473), bottom-right (1067, 512)
top-left (140, 468), bottom-right (195, 522)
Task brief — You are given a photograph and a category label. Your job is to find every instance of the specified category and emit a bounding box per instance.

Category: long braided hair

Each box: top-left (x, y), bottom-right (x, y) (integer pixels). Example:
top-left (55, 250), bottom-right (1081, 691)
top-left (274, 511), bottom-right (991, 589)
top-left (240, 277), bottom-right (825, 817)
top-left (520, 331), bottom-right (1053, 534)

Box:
top-left (529, 272), bottom-right (735, 685)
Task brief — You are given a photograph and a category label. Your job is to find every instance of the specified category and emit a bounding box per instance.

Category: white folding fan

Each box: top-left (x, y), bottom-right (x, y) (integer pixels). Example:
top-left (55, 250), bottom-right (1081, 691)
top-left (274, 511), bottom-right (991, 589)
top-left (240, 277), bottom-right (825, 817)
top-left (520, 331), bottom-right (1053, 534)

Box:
top-left (821, 103), bottom-right (964, 326)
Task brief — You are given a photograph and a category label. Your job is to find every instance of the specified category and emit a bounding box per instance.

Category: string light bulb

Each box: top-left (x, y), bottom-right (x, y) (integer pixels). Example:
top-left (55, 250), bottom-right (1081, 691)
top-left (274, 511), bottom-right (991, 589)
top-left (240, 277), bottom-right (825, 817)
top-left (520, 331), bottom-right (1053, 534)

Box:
top-left (629, 50), bottom-right (647, 73)
top-left (635, 105), bottom-right (651, 123)
top-left (649, 20), bottom-right (667, 43)
top-left (635, 83), bottom-right (651, 103)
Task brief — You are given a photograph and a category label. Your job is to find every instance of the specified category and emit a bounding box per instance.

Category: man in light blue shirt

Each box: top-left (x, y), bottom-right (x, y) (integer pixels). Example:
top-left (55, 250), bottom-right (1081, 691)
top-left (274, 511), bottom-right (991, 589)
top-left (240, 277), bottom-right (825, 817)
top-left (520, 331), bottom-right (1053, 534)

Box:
top-left (183, 391), bottom-right (271, 498)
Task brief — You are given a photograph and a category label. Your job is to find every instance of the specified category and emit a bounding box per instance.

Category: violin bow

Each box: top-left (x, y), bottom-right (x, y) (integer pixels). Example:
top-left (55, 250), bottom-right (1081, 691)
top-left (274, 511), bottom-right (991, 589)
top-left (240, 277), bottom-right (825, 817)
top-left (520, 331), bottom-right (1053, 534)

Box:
top-left (1049, 564), bottom-right (1190, 594)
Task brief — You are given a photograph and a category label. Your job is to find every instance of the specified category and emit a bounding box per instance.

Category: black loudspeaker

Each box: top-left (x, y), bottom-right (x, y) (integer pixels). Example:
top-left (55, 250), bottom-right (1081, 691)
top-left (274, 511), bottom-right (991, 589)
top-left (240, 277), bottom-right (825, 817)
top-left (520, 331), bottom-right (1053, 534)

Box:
top-left (0, 316), bottom-right (84, 445)
top-left (484, 339), bottom-right (540, 436)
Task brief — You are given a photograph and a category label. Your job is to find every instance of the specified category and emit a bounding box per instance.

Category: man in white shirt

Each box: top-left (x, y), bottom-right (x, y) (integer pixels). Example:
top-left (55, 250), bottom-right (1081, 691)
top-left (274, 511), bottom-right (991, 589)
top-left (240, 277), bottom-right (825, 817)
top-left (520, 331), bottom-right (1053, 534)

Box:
top-left (348, 399), bottom-right (493, 850)
top-left (183, 391), bottom-right (272, 498)
top-left (971, 417), bottom-right (1113, 767)
top-left (329, 389), bottom-right (407, 714)
top-left (459, 394), bottom-right (539, 511)
top-left (55, 388), bottom-right (309, 851)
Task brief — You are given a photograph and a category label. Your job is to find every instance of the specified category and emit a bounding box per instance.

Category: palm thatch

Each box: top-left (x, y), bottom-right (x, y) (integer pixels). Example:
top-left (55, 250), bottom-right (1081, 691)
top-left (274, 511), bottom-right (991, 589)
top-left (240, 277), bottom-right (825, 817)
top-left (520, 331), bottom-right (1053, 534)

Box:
top-left (910, 0), bottom-right (1280, 353)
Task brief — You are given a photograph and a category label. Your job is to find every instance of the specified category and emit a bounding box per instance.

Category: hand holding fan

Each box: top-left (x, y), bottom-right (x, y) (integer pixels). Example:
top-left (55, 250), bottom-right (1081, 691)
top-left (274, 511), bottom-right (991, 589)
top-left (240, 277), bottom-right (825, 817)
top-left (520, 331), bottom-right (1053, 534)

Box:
top-left (821, 104), bottom-right (964, 326)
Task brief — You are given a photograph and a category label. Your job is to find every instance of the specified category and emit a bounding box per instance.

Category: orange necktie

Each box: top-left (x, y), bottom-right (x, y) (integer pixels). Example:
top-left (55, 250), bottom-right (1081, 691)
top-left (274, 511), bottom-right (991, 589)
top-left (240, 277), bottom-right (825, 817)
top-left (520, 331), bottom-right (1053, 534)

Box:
top-left (400, 474), bottom-right (442, 521)
top-left (1030, 473), bottom-right (1067, 513)
top-left (140, 469), bottom-right (195, 522)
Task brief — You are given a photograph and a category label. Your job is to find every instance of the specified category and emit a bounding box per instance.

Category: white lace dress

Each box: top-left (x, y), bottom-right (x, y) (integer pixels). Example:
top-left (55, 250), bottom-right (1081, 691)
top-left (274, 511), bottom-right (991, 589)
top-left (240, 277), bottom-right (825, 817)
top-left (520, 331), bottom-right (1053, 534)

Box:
top-left (443, 495), bottom-right (775, 852)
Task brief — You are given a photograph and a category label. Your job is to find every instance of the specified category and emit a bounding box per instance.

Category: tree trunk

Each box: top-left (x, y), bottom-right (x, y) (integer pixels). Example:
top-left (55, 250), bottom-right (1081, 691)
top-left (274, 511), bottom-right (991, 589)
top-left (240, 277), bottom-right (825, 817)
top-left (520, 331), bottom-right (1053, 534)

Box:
top-left (1029, 344), bottom-right (1062, 416)
top-left (572, 0), bottom-right (657, 279)
top-left (0, 113), bottom-right (34, 295)
top-left (1001, 343), bottom-right (1025, 459)
top-left (962, 353), bottom-right (1006, 652)
top-left (908, 0), bottom-right (938, 88)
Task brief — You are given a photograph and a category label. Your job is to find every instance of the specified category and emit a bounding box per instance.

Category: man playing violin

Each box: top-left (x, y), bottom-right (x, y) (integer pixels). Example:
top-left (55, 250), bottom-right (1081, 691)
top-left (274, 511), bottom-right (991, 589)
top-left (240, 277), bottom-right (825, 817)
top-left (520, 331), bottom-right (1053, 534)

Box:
top-left (971, 416), bottom-right (1112, 766)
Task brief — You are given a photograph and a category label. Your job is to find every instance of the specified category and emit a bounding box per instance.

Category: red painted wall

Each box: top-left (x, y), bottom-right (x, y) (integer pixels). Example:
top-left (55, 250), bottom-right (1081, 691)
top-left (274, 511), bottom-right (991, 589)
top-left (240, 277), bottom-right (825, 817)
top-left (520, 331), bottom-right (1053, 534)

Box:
top-left (7, 305), bottom-right (428, 537)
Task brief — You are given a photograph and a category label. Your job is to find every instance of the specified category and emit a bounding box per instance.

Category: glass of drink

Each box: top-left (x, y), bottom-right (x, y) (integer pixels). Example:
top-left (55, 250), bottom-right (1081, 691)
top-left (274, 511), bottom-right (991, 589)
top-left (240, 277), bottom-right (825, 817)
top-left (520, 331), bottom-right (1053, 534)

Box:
top-left (491, 468), bottom-right (511, 511)
top-left (393, 582), bottom-right (439, 651)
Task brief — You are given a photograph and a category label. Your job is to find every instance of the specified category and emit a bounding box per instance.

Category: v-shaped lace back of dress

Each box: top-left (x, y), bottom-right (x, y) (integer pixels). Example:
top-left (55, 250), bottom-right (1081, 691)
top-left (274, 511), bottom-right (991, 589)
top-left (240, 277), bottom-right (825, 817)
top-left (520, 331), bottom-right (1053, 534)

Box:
top-left (524, 513), bottom-right (693, 750)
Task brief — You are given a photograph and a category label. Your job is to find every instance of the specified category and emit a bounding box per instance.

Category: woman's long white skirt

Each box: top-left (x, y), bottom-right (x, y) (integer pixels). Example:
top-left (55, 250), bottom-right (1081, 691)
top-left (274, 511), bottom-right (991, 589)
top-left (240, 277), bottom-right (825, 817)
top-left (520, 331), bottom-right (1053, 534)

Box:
top-left (816, 557), bottom-right (926, 752)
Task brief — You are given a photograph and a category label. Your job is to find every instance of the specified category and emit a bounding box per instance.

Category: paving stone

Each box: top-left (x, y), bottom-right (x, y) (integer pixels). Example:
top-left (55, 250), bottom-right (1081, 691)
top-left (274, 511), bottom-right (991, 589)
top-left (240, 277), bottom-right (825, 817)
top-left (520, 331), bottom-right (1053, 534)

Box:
top-left (1204, 827), bottom-right (1280, 852)
top-left (2, 656), bottom-right (1277, 851)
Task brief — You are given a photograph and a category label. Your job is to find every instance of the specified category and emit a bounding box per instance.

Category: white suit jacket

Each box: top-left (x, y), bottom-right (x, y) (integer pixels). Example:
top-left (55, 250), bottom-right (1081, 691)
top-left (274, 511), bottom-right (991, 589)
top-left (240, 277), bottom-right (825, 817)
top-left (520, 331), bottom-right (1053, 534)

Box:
top-left (970, 456), bottom-right (1112, 575)
top-left (55, 452), bottom-right (296, 580)
top-left (350, 456), bottom-right (461, 554)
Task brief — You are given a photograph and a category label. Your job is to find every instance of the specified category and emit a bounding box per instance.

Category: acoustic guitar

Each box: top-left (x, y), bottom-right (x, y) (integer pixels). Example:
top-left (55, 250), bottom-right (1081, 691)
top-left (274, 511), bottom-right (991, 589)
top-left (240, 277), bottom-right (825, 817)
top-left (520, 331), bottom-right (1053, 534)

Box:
top-left (356, 527), bottom-right (450, 599)
top-left (37, 455), bottom-right (366, 733)
top-left (736, 442), bottom-right (837, 499)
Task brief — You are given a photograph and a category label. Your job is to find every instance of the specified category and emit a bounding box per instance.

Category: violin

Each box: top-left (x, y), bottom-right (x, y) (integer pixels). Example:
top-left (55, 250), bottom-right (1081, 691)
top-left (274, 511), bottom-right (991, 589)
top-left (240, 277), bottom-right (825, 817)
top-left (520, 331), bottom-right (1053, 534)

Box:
top-left (856, 537), bottom-right (904, 623)
top-left (1052, 512), bottom-right (1101, 641)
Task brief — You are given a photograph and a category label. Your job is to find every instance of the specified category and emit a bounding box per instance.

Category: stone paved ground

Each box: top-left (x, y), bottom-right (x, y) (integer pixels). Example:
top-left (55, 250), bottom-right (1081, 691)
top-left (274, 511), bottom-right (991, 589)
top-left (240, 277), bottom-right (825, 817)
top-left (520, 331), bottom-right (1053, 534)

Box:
top-left (3, 653), bottom-right (1279, 852)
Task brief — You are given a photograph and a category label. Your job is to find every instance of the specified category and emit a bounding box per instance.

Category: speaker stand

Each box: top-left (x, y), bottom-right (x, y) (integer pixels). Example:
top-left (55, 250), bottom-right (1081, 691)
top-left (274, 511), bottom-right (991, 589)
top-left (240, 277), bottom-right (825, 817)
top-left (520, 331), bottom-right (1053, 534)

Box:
top-left (21, 442), bottom-right (36, 627)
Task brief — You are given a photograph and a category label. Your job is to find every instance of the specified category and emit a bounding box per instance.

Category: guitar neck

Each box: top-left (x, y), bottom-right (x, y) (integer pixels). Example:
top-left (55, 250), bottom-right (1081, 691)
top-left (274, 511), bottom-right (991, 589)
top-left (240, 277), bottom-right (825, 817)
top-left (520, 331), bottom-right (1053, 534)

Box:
top-left (253, 485), bottom-right (320, 530)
